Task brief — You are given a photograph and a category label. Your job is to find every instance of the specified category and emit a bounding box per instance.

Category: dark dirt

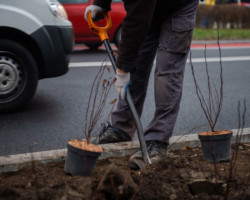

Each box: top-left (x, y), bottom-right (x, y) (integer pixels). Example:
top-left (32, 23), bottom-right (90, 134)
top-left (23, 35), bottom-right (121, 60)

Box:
top-left (0, 143), bottom-right (249, 200)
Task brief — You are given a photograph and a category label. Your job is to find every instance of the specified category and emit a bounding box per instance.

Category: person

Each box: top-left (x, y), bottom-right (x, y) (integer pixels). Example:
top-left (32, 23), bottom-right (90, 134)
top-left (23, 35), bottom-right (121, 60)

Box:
top-left (85, 0), bottom-right (199, 169)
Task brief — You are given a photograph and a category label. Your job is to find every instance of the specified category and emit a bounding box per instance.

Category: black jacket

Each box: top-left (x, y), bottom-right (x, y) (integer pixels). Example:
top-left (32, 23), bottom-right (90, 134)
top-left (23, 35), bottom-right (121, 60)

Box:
top-left (93, 0), bottom-right (190, 72)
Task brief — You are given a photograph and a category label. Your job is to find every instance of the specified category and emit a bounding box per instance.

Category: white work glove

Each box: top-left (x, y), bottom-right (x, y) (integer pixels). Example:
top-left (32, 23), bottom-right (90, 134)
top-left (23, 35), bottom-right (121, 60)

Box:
top-left (115, 71), bottom-right (131, 100)
top-left (84, 5), bottom-right (105, 21)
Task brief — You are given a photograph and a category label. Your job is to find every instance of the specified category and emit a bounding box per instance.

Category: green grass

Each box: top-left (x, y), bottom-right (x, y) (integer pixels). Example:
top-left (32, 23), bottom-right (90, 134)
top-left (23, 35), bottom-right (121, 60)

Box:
top-left (193, 28), bottom-right (250, 40)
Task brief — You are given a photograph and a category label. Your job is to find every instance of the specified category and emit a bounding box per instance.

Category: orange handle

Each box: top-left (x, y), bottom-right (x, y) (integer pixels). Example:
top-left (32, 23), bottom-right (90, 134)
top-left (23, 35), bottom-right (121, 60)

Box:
top-left (87, 11), bottom-right (112, 42)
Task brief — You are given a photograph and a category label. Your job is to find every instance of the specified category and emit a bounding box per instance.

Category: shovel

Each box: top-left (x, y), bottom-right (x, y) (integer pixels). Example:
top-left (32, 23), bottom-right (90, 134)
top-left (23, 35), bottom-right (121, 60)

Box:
top-left (87, 12), bottom-right (151, 167)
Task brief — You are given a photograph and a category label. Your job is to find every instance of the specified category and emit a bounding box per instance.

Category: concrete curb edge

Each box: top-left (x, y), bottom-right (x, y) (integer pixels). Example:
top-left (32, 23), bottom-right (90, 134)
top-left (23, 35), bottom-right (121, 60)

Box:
top-left (1, 128), bottom-right (249, 173)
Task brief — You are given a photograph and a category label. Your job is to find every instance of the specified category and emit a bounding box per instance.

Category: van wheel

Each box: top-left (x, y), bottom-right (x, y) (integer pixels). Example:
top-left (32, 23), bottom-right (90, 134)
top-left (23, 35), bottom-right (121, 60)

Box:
top-left (0, 39), bottom-right (38, 112)
top-left (85, 42), bottom-right (102, 49)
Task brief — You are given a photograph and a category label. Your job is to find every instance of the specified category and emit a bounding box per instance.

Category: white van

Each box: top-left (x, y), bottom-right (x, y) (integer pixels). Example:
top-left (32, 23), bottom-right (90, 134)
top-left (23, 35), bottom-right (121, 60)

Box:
top-left (0, 0), bottom-right (74, 112)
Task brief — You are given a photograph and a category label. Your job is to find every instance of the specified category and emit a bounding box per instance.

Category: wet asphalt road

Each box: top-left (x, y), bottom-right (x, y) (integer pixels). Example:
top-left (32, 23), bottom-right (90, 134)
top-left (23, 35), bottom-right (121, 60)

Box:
top-left (0, 44), bottom-right (250, 156)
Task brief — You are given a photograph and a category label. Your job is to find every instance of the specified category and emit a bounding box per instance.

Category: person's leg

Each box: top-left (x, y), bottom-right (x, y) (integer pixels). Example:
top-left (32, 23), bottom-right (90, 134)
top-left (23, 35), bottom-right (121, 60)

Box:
top-left (93, 29), bottom-right (160, 144)
top-left (144, 0), bottom-right (199, 144)
top-left (111, 30), bottom-right (160, 138)
top-left (129, 0), bottom-right (199, 170)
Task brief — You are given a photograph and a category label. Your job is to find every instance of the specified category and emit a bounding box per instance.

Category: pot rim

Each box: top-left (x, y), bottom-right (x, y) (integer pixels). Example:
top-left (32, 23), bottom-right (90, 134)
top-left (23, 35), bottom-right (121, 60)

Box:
top-left (198, 131), bottom-right (232, 141)
top-left (67, 142), bottom-right (102, 157)
top-left (198, 130), bottom-right (232, 136)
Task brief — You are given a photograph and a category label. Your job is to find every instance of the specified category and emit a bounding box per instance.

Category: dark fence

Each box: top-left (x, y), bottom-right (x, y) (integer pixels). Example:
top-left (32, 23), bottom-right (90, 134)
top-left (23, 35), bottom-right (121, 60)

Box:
top-left (196, 5), bottom-right (250, 29)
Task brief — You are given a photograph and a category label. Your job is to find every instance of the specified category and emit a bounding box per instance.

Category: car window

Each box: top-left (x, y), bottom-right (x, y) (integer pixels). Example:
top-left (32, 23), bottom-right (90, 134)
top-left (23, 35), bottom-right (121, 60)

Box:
top-left (112, 0), bottom-right (122, 2)
top-left (58, 0), bottom-right (89, 4)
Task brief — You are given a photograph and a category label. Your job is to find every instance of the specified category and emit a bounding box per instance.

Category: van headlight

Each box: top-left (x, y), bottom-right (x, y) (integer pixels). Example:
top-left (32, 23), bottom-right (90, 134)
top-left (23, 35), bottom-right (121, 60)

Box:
top-left (46, 0), bottom-right (68, 20)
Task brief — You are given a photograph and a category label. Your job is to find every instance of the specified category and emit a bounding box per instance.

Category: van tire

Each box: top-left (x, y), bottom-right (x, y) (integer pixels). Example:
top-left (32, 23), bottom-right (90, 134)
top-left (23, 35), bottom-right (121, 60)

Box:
top-left (85, 42), bottom-right (102, 49)
top-left (0, 39), bottom-right (38, 112)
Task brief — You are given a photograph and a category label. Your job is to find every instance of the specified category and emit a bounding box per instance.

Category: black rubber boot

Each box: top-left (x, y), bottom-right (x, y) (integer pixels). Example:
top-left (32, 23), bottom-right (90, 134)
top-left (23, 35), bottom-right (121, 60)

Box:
top-left (91, 122), bottom-right (131, 144)
top-left (129, 140), bottom-right (168, 170)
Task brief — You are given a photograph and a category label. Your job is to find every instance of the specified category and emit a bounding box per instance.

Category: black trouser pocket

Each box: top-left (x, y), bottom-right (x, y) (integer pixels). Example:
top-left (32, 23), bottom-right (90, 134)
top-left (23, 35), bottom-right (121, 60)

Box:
top-left (166, 18), bottom-right (195, 53)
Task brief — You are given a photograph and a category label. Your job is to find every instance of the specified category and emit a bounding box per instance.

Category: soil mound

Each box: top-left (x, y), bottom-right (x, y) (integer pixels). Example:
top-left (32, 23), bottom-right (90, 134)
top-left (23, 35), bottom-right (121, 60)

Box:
top-left (0, 144), bottom-right (249, 200)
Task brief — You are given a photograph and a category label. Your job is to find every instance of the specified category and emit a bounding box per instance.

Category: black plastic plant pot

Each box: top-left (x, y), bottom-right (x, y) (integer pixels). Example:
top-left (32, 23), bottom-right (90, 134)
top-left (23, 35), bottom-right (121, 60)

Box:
top-left (64, 142), bottom-right (101, 176)
top-left (198, 131), bottom-right (233, 163)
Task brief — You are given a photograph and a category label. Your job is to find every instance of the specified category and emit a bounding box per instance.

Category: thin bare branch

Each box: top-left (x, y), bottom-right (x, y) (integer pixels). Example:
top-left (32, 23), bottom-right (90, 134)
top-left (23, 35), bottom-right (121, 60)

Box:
top-left (84, 60), bottom-right (117, 143)
top-left (204, 45), bottom-right (213, 120)
top-left (190, 51), bottom-right (214, 130)
top-left (85, 65), bottom-right (104, 140)
top-left (170, 124), bottom-right (208, 146)
top-left (189, 29), bottom-right (223, 132)
top-left (224, 100), bottom-right (246, 200)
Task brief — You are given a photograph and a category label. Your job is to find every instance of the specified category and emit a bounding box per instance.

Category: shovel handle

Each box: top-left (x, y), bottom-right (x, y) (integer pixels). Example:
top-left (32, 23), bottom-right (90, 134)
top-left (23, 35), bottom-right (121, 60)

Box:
top-left (88, 11), bottom-right (151, 166)
top-left (87, 11), bottom-right (112, 42)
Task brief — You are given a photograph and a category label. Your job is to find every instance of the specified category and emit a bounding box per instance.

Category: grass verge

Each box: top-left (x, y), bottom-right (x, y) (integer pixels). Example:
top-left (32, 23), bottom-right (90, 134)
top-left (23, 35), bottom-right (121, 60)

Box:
top-left (193, 28), bottom-right (250, 40)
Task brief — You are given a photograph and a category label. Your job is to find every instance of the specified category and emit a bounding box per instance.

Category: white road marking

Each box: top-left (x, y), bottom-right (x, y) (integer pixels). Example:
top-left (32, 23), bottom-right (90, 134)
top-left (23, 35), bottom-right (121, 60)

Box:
top-left (191, 46), bottom-right (250, 50)
top-left (69, 56), bottom-right (250, 68)
top-left (187, 56), bottom-right (250, 63)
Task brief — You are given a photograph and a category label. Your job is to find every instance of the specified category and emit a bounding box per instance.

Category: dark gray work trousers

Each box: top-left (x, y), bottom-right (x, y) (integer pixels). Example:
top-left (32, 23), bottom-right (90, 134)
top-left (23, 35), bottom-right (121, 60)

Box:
top-left (111, 0), bottom-right (199, 143)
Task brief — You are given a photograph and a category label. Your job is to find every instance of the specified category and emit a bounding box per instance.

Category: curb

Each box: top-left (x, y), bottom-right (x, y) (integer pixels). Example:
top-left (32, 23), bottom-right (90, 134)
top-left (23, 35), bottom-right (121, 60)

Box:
top-left (1, 128), bottom-right (250, 173)
top-left (191, 39), bottom-right (250, 44)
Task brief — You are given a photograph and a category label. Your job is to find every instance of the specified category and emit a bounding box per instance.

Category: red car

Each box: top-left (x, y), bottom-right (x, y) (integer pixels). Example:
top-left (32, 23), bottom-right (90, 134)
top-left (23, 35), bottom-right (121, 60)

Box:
top-left (59, 0), bottom-right (126, 49)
